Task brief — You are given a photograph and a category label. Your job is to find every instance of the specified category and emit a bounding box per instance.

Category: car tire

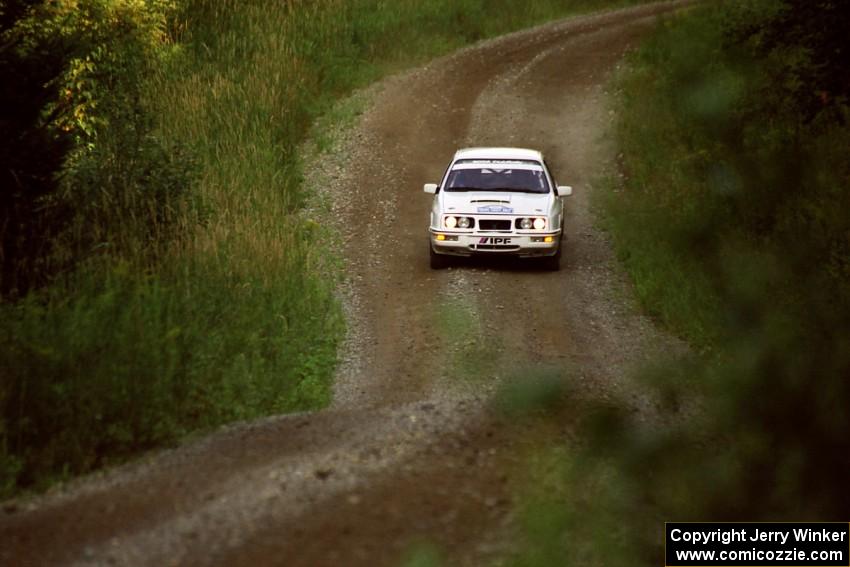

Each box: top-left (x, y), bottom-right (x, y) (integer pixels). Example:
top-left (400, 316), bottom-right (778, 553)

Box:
top-left (542, 246), bottom-right (561, 271)
top-left (430, 244), bottom-right (450, 269)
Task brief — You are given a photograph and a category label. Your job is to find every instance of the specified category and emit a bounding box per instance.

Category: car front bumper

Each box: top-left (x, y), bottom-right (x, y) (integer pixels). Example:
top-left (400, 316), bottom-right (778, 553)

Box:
top-left (429, 228), bottom-right (561, 257)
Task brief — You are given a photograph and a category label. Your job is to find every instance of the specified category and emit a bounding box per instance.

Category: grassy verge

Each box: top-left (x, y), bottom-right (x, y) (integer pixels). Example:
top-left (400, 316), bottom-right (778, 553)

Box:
top-left (1, 0), bottom-right (655, 499)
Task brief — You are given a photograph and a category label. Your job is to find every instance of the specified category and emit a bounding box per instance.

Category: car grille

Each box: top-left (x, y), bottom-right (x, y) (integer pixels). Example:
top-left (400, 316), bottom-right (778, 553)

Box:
top-left (478, 219), bottom-right (511, 231)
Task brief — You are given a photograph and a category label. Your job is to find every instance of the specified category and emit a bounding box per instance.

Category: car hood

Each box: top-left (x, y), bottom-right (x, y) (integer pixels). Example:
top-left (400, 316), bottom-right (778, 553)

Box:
top-left (439, 191), bottom-right (552, 215)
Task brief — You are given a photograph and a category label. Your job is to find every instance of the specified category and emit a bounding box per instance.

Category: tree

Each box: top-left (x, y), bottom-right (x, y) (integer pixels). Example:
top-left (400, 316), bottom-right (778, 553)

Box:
top-left (0, 0), bottom-right (73, 296)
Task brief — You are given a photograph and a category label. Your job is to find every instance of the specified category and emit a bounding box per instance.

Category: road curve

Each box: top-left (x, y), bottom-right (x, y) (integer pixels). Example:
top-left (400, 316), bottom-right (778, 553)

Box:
top-left (0, 3), bottom-right (688, 566)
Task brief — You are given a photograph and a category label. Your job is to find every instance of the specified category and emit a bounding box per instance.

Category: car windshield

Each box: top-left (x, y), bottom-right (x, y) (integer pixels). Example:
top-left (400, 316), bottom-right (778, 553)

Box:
top-left (444, 160), bottom-right (550, 194)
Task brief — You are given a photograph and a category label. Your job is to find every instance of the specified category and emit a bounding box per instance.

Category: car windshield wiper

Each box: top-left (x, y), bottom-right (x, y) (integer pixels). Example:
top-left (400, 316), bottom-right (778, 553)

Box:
top-left (485, 187), bottom-right (545, 193)
top-left (447, 187), bottom-right (543, 193)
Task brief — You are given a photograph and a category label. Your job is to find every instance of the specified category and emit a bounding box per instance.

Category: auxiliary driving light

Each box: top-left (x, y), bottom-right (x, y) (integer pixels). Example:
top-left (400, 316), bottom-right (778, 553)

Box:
top-left (520, 218), bottom-right (533, 230)
top-left (436, 234), bottom-right (446, 241)
top-left (458, 217), bottom-right (471, 229)
top-left (544, 236), bottom-right (554, 243)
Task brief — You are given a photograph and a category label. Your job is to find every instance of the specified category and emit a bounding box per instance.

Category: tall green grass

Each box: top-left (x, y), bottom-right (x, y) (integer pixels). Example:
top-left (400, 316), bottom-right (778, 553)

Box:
top-left (1, 0), bottom-right (655, 498)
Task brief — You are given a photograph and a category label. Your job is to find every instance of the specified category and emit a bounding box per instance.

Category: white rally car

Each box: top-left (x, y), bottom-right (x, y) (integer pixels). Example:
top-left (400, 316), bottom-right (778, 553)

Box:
top-left (425, 147), bottom-right (572, 270)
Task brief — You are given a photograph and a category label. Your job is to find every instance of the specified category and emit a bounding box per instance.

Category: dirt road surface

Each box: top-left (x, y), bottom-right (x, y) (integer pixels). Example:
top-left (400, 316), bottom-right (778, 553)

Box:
top-left (0, 3), bottom-right (688, 565)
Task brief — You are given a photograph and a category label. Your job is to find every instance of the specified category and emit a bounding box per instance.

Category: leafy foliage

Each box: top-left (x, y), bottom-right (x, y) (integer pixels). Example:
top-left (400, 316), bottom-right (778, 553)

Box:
top-left (1, 0), bottom-right (194, 294)
top-left (724, 0), bottom-right (850, 122)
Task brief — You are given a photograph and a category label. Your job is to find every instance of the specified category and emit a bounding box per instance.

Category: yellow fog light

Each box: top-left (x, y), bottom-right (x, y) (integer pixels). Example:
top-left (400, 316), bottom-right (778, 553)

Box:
top-left (544, 236), bottom-right (554, 243)
top-left (436, 234), bottom-right (446, 241)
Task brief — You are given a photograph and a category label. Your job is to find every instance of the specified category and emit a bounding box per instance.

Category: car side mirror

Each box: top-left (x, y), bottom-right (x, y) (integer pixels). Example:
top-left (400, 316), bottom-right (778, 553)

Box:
top-left (557, 185), bottom-right (573, 197)
top-left (424, 183), bottom-right (438, 194)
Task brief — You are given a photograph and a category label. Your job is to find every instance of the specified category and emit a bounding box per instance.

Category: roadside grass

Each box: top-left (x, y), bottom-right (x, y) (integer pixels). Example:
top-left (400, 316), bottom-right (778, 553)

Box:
top-left (434, 296), bottom-right (503, 384)
top-left (1, 0), bottom-right (657, 499)
top-left (595, 173), bottom-right (724, 348)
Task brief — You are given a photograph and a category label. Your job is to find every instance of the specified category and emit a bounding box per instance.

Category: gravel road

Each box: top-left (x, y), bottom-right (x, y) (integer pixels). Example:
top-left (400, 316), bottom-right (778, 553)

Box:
top-left (0, 3), bottom-right (689, 565)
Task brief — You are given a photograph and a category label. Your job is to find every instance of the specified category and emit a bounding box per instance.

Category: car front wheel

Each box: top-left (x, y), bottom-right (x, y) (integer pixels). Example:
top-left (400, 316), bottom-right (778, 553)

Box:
top-left (429, 243), bottom-right (450, 269)
top-left (541, 246), bottom-right (561, 271)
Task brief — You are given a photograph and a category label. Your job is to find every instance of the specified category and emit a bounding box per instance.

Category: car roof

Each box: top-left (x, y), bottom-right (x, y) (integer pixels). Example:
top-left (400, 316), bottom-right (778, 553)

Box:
top-left (453, 147), bottom-right (543, 162)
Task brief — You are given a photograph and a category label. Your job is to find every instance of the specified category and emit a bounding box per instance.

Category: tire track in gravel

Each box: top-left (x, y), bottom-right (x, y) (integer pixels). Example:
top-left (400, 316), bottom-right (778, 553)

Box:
top-left (0, 3), bottom-right (690, 566)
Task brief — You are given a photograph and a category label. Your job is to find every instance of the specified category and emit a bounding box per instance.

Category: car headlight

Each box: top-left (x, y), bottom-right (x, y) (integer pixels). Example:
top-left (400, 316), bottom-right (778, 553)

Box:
top-left (458, 216), bottom-right (471, 229)
top-left (517, 217), bottom-right (547, 230)
top-left (444, 216), bottom-right (457, 229)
